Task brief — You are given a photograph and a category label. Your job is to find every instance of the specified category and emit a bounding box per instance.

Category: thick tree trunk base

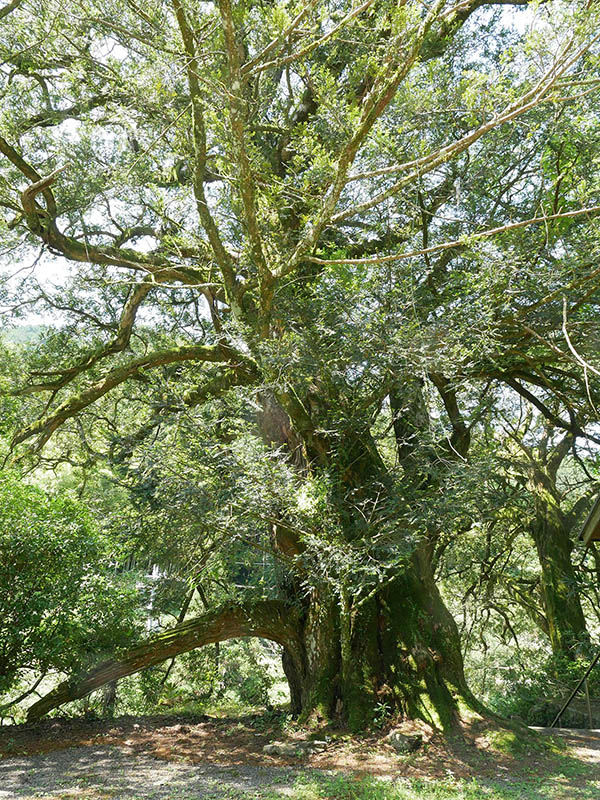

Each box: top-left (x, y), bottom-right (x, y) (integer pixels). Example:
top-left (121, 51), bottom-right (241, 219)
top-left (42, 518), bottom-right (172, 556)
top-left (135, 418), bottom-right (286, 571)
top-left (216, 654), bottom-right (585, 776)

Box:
top-left (26, 557), bottom-right (486, 735)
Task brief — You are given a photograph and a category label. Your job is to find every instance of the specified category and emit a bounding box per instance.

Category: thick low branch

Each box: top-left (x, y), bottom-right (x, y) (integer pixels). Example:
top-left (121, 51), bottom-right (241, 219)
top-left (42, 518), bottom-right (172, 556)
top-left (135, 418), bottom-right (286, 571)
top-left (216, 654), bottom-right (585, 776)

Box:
top-left (12, 343), bottom-right (257, 448)
top-left (26, 600), bottom-right (302, 721)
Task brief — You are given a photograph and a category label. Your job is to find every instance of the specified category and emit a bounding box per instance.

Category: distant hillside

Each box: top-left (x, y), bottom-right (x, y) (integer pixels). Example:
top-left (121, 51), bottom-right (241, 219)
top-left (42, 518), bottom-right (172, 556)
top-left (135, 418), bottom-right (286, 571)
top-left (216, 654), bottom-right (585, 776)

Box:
top-left (2, 324), bottom-right (49, 344)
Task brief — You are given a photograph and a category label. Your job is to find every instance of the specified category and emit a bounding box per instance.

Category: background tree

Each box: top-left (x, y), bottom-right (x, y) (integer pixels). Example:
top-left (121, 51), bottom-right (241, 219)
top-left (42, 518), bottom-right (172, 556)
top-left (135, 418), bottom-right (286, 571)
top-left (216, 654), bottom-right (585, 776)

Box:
top-left (0, 469), bottom-right (141, 713)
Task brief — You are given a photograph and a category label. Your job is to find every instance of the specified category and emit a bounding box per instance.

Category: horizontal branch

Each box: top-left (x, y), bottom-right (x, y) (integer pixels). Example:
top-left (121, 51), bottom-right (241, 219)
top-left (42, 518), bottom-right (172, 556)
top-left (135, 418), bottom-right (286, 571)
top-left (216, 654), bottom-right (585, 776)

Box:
top-left (17, 281), bottom-right (154, 395)
top-left (307, 206), bottom-right (600, 266)
top-left (12, 342), bottom-right (257, 449)
top-left (26, 600), bottom-right (302, 720)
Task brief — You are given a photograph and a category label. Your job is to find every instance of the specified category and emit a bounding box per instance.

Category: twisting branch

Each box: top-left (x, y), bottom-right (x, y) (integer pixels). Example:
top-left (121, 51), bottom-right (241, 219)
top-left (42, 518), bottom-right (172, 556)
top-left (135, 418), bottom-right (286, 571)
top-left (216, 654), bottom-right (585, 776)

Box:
top-left (11, 342), bottom-right (258, 449)
top-left (307, 206), bottom-right (600, 266)
top-left (172, 0), bottom-right (240, 307)
top-left (0, 135), bottom-right (209, 285)
top-left (15, 280), bottom-right (155, 395)
top-left (218, 0), bottom-right (273, 331)
top-left (20, 163), bottom-right (69, 219)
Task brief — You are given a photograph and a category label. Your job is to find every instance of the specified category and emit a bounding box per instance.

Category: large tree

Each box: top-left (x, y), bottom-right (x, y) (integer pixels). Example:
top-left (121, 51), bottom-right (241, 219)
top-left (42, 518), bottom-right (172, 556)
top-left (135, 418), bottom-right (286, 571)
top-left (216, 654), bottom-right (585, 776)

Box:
top-left (2, 0), bottom-right (600, 729)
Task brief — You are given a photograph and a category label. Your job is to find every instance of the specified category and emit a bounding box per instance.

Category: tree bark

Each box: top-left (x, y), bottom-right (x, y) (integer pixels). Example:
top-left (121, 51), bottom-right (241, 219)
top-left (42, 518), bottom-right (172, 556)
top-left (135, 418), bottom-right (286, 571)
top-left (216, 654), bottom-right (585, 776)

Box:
top-left (27, 601), bottom-right (303, 721)
top-left (528, 464), bottom-right (589, 658)
top-left (531, 517), bottom-right (589, 657)
top-left (27, 557), bottom-right (478, 731)
top-left (296, 547), bottom-right (482, 731)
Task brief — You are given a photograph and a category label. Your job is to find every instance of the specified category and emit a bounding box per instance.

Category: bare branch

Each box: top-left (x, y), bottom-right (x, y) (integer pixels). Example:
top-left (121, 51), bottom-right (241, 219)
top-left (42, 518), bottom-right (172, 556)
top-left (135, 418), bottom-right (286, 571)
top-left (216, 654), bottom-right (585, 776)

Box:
top-left (307, 206), bottom-right (600, 266)
top-left (0, 136), bottom-right (209, 284)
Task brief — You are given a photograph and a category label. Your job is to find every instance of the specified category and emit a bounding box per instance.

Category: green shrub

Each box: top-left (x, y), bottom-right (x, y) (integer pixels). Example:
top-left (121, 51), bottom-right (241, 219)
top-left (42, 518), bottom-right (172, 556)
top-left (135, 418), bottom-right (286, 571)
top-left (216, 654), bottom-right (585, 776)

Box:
top-left (0, 471), bottom-right (141, 704)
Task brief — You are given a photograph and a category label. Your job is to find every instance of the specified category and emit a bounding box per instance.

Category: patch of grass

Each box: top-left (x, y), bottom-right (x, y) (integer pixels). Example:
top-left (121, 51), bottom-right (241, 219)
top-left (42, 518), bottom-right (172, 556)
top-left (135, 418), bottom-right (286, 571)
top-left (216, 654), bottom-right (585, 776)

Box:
top-left (14, 773), bottom-right (600, 800)
top-left (484, 727), bottom-right (547, 756)
top-left (275, 774), bottom-right (600, 800)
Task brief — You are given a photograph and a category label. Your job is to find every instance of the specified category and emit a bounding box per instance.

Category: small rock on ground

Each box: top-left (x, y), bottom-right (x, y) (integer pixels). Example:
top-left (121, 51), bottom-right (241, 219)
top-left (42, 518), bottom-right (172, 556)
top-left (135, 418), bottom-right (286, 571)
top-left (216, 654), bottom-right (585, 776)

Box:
top-left (263, 740), bottom-right (328, 757)
top-left (385, 730), bottom-right (423, 754)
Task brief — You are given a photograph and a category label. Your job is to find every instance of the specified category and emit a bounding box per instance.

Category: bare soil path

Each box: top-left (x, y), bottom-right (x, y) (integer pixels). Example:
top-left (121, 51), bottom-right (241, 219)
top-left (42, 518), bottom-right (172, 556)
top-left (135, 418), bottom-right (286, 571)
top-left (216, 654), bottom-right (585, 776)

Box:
top-left (0, 745), bottom-right (302, 799)
top-left (1, 715), bottom-right (599, 799)
top-left (533, 727), bottom-right (600, 764)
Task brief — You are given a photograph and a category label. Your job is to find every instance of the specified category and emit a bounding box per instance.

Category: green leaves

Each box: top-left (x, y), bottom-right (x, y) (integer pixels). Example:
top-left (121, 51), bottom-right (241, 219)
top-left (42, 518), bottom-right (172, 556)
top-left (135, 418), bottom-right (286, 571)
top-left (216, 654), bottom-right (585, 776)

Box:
top-left (0, 470), bottom-right (141, 699)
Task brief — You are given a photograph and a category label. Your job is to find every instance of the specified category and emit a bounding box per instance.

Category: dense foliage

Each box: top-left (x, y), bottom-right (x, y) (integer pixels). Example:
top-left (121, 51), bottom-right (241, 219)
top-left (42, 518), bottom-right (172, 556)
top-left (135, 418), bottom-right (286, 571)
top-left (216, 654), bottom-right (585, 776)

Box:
top-left (0, 470), bottom-right (140, 704)
top-left (1, 0), bottom-right (600, 729)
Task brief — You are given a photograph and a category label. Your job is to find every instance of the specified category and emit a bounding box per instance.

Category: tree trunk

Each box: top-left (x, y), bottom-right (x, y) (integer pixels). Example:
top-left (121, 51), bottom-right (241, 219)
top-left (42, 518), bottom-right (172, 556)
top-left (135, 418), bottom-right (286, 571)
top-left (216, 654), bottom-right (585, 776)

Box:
top-left (295, 546), bottom-right (481, 731)
top-left (527, 463), bottom-right (589, 658)
top-left (101, 681), bottom-right (117, 717)
top-left (27, 408), bottom-right (483, 731)
top-left (531, 517), bottom-right (589, 657)
top-left (27, 554), bottom-right (479, 731)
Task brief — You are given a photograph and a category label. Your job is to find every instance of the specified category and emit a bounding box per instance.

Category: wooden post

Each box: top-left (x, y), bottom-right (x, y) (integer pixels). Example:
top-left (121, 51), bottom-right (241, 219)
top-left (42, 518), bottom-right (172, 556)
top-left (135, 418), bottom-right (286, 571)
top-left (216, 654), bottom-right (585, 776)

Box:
top-left (585, 678), bottom-right (592, 729)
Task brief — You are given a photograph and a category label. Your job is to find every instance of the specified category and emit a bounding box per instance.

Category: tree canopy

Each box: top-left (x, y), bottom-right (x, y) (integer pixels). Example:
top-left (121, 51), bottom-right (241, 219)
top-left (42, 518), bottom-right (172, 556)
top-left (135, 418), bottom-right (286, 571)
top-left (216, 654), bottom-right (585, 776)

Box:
top-left (2, 0), bottom-right (600, 730)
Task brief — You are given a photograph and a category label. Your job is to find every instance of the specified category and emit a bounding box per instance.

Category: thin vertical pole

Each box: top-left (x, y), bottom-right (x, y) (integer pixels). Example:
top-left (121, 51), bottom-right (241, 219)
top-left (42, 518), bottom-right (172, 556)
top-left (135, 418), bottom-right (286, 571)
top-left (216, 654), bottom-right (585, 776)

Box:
top-left (585, 678), bottom-right (593, 729)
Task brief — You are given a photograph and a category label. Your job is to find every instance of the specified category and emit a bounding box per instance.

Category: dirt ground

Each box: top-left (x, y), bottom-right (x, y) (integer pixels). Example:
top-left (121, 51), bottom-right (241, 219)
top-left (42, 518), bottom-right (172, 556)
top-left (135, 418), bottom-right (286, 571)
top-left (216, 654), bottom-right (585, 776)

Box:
top-left (0, 711), bottom-right (545, 777)
top-left (0, 713), bottom-right (599, 798)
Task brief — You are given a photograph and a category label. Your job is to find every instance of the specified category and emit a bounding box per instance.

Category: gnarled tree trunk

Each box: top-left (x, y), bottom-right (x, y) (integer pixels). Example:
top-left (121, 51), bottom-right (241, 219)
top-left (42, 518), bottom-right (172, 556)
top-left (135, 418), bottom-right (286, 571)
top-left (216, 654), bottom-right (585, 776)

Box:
top-left (531, 516), bottom-right (589, 657)
top-left (28, 400), bottom-right (483, 731)
top-left (528, 455), bottom-right (590, 658)
top-left (27, 550), bottom-right (479, 731)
